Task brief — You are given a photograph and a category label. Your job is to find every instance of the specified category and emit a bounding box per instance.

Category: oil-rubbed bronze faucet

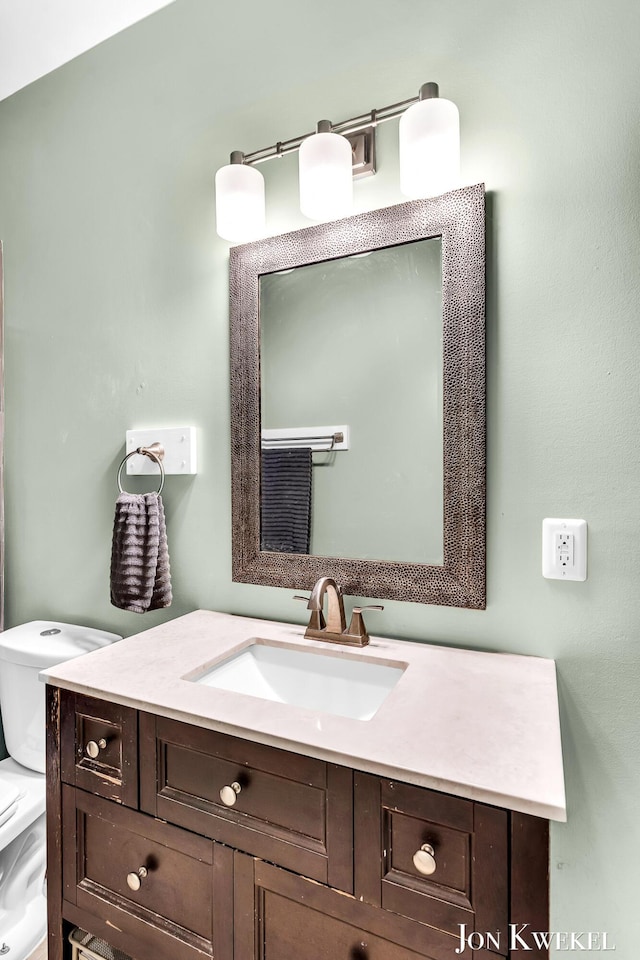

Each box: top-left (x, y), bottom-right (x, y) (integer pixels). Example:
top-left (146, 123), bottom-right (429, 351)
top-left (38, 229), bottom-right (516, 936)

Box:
top-left (295, 577), bottom-right (383, 647)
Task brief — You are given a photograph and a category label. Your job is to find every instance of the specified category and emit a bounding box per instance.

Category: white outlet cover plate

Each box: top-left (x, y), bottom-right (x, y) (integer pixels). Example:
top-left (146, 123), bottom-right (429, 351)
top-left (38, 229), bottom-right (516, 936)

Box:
top-left (542, 518), bottom-right (587, 581)
top-left (125, 426), bottom-right (197, 476)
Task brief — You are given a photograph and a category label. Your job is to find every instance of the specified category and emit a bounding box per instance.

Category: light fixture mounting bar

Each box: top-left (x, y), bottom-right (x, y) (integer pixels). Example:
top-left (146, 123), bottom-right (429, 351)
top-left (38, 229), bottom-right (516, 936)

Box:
top-left (241, 93), bottom-right (421, 168)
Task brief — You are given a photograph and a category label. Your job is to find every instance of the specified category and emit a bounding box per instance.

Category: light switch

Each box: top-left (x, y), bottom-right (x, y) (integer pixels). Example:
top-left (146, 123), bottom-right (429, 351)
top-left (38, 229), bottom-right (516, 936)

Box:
top-left (542, 518), bottom-right (587, 581)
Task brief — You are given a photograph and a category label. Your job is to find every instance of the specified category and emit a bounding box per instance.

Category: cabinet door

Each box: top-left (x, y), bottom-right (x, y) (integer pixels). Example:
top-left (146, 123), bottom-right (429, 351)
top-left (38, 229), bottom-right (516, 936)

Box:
top-left (61, 785), bottom-right (233, 960)
top-left (354, 774), bottom-right (508, 954)
top-left (233, 852), bottom-right (464, 960)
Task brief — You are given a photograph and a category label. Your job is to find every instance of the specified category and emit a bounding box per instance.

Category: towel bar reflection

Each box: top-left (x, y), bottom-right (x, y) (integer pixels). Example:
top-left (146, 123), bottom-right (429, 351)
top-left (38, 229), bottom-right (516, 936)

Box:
top-left (261, 426), bottom-right (349, 452)
top-left (117, 443), bottom-right (165, 495)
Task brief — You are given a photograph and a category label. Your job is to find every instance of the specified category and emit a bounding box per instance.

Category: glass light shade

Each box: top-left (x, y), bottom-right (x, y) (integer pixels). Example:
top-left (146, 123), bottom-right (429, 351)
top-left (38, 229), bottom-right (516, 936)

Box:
top-left (215, 161), bottom-right (265, 243)
top-left (399, 97), bottom-right (460, 199)
top-left (299, 132), bottom-right (353, 221)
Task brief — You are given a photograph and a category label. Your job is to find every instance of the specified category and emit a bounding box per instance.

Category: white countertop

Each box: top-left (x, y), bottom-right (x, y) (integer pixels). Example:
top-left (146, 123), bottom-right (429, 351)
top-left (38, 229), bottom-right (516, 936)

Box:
top-left (43, 609), bottom-right (566, 821)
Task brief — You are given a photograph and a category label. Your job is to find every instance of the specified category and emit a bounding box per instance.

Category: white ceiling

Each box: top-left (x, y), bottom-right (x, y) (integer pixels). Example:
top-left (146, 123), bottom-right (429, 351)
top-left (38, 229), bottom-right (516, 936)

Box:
top-left (0, 0), bottom-right (176, 102)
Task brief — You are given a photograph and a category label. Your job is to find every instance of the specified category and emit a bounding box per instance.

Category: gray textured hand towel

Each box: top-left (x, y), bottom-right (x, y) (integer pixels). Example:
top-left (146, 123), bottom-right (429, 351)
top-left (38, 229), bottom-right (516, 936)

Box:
top-left (261, 447), bottom-right (312, 553)
top-left (110, 491), bottom-right (172, 613)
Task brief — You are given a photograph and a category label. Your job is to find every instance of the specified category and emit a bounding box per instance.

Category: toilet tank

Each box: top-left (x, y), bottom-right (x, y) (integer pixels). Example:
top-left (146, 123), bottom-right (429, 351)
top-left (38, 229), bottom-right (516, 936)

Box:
top-left (0, 621), bottom-right (121, 774)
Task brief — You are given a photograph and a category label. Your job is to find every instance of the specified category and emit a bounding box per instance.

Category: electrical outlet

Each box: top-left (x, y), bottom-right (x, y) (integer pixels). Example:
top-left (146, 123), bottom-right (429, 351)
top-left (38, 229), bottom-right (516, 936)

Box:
top-left (542, 519), bottom-right (587, 581)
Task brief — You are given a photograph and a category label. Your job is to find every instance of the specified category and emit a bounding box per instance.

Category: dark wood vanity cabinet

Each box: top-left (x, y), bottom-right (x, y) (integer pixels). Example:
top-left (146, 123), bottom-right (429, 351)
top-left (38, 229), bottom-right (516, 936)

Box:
top-left (47, 688), bottom-right (549, 960)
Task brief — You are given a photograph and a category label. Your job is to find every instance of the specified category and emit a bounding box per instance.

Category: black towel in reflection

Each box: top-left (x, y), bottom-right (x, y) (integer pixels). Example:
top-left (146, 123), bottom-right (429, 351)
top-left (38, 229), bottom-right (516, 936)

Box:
top-left (261, 447), bottom-right (312, 554)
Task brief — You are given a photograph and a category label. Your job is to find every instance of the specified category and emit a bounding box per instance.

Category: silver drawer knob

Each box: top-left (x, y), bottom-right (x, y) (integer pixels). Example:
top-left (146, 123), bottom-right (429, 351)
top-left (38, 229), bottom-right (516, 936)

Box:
top-left (219, 781), bottom-right (242, 807)
top-left (126, 866), bottom-right (148, 891)
top-left (412, 843), bottom-right (437, 876)
top-left (85, 738), bottom-right (107, 759)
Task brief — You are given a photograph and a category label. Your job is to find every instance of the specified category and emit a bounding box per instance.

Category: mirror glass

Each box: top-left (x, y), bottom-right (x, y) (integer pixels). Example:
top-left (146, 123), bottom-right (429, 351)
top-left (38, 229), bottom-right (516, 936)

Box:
top-left (260, 238), bottom-right (443, 564)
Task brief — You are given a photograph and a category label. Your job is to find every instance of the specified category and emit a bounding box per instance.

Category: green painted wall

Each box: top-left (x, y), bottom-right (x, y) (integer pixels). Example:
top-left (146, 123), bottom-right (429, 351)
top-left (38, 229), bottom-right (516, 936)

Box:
top-left (0, 0), bottom-right (639, 952)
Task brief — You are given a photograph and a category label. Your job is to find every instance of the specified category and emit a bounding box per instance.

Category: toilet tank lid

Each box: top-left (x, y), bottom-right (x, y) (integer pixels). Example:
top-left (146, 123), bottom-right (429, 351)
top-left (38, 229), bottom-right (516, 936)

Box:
top-left (0, 621), bottom-right (122, 668)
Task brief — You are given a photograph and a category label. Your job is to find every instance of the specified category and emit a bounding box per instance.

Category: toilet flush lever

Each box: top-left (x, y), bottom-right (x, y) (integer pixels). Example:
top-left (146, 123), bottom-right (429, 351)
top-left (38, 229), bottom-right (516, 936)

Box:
top-left (85, 738), bottom-right (108, 759)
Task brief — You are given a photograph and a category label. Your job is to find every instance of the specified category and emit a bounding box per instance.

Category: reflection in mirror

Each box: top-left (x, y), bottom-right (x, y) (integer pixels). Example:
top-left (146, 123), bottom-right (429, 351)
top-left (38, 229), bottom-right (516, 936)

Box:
top-left (230, 185), bottom-right (485, 607)
top-left (260, 239), bottom-right (443, 564)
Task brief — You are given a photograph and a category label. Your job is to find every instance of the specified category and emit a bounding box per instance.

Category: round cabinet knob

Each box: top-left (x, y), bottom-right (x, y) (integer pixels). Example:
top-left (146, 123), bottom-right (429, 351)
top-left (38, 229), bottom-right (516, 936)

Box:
top-left (219, 781), bottom-right (242, 807)
top-left (85, 738), bottom-right (107, 759)
top-left (412, 843), bottom-right (437, 876)
top-left (126, 866), bottom-right (148, 891)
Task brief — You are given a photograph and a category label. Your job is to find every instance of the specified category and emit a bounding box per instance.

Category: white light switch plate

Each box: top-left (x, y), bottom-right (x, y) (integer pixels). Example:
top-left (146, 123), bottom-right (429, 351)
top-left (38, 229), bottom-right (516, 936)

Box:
top-left (125, 427), bottom-right (197, 475)
top-left (542, 518), bottom-right (587, 581)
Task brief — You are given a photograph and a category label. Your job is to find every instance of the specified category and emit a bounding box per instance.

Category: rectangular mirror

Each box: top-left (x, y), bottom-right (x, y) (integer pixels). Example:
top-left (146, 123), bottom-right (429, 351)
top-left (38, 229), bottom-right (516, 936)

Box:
top-left (230, 184), bottom-right (485, 608)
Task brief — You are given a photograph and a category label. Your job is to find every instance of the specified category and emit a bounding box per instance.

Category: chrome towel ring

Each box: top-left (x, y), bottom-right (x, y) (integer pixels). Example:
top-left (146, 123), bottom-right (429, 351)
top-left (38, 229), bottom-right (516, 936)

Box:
top-left (117, 443), bottom-right (165, 495)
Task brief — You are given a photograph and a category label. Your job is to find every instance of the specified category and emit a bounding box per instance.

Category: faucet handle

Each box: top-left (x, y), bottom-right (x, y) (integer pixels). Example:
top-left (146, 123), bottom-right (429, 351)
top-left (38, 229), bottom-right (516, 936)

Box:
top-left (346, 604), bottom-right (384, 645)
top-left (293, 594), bottom-right (326, 631)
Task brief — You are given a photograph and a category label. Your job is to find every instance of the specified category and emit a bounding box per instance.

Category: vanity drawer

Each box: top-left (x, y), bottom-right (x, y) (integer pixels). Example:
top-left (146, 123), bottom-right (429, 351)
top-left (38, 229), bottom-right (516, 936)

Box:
top-left (354, 775), bottom-right (508, 955)
top-left (139, 713), bottom-right (353, 891)
top-left (61, 785), bottom-right (233, 960)
top-left (60, 690), bottom-right (138, 807)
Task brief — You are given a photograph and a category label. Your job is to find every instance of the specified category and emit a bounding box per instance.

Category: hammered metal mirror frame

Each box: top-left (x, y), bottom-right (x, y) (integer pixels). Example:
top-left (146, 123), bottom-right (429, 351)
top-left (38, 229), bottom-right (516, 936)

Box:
top-left (230, 183), bottom-right (485, 608)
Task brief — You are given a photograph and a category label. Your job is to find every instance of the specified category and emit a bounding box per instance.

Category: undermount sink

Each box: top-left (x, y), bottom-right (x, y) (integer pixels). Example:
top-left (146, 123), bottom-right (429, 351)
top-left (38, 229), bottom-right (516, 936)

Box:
top-left (189, 640), bottom-right (406, 721)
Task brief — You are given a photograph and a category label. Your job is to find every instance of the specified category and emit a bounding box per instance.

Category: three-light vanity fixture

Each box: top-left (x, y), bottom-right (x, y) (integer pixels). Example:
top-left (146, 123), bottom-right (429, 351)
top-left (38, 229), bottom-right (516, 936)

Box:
top-left (214, 82), bottom-right (460, 243)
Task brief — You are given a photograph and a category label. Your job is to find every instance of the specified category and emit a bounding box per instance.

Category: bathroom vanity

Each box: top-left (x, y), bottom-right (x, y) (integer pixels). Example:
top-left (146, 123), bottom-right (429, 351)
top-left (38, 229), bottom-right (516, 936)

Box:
top-left (44, 610), bottom-right (565, 960)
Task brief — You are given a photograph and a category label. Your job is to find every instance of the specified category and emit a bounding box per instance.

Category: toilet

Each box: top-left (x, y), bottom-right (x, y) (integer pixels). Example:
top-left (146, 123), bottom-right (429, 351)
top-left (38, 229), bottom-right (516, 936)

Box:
top-left (0, 621), bottom-right (121, 959)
